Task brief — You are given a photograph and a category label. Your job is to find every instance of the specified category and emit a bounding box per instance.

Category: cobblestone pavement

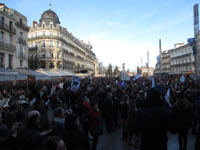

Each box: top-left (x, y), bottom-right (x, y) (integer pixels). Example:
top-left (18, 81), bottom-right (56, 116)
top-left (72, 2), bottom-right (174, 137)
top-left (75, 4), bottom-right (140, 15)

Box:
top-left (97, 125), bottom-right (196, 150)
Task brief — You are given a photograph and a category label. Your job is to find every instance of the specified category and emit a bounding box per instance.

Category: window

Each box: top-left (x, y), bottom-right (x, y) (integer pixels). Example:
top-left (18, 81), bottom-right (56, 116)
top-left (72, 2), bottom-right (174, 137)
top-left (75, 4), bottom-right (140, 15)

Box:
top-left (50, 40), bottom-right (53, 46)
top-left (50, 31), bottom-right (53, 36)
top-left (50, 24), bottom-right (53, 28)
top-left (57, 33), bottom-right (60, 37)
top-left (43, 24), bottom-right (45, 28)
top-left (20, 18), bottom-right (22, 25)
top-left (42, 40), bottom-right (45, 46)
top-left (20, 32), bottom-right (23, 38)
top-left (1, 17), bottom-right (4, 25)
top-left (20, 45), bottom-right (23, 57)
top-left (0, 53), bottom-right (4, 68)
top-left (35, 32), bottom-right (37, 37)
top-left (9, 21), bottom-right (13, 30)
top-left (0, 32), bottom-right (4, 42)
top-left (8, 55), bottom-right (12, 69)
top-left (20, 60), bottom-right (23, 67)
top-left (42, 31), bottom-right (45, 36)
top-left (9, 35), bottom-right (12, 45)
top-left (31, 42), bottom-right (33, 48)
top-left (51, 53), bottom-right (54, 58)
top-left (42, 52), bottom-right (45, 58)
top-left (57, 41), bottom-right (59, 48)
top-left (31, 34), bottom-right (33, 38)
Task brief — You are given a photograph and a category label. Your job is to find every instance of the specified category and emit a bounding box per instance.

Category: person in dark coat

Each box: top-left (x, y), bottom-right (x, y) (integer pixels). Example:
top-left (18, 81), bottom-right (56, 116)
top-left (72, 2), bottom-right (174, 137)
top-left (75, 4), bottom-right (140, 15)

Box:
top-left (62, 114), bottom-right (90, 150)
top-left (173, 92), bottom-right (193, 150)
top-left (134, 88), bottom-right (176, 150)
top-left (44, 136), bottom-right (66, 150)
top-left (16, 110), bottom-right (43, 150)
top-left (52, 107), bottom-right (65, 137)
top-left (88, 101), bottom-right (101, 150)
top-left (120, 94), bottom-right (129, 141)
top-left (104, 92), bottom-right (114, 133)
top-left (194, 91), bottom-right (200, 150)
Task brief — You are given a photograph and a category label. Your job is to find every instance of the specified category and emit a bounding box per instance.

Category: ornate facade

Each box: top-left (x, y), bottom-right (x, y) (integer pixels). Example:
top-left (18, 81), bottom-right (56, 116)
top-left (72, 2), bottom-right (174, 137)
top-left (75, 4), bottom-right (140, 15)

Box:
top-left (28, 9), bottom-right (96, 73)
top-left (0, 3), bottom-right (28, 69)
top-left (170, 44), bottom-right (194, 74)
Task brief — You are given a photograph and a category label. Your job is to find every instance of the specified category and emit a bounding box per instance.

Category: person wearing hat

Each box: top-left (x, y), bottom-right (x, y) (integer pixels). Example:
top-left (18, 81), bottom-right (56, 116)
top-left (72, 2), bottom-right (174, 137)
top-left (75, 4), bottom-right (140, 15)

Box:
top-left (52, 107), bottom-right (65, 137)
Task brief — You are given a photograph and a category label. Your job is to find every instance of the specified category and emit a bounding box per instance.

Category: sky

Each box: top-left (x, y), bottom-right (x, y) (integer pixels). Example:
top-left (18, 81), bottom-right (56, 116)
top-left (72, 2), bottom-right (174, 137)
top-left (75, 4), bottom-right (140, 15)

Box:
top-left (1, 0), bottom-right (199, 71)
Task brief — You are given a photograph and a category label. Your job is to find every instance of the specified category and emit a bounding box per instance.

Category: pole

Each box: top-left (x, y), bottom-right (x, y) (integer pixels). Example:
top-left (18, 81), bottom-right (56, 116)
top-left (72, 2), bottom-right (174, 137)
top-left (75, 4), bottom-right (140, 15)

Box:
top-left (159, 39), bottom-right (162, 74)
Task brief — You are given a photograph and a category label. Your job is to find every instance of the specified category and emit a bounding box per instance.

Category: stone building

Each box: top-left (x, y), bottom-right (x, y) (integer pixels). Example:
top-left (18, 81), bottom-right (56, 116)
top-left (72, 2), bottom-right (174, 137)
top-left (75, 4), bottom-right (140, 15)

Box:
top-left (28, 8), bottom-right (96, 73)
top-left (161, 50), bottom-right (171, 73)
top-left (0, 3), bottom-right (28, 69)
top-left (170, 43), bottom-right (194, 74)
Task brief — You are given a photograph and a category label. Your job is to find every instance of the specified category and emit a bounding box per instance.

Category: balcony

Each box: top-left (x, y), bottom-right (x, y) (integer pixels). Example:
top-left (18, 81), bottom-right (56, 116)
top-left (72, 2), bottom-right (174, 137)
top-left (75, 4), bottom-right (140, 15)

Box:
top-left (18, 37), bottom-right (27, 45)
top-left (15, 21), bottom-right (29, 31)
top-left (0, 41), bottom-right (16, 52)
top-left (0, 23), bottom-right (16, 34)
top-left (29, 46), bottom-right (38, 51)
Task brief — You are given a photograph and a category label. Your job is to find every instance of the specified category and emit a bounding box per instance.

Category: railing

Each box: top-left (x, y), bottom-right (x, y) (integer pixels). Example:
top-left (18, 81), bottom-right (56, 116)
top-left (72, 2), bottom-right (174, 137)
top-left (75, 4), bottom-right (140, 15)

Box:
top-left (0, 23), bottom-right (16, 34)
top-left (18, 37), bottom-right (27, 45)
top-left (29, 46), bottom-right (38, 51)
top-left (0, 41), bottom-right (16, 51)
top-left (15, 21), bottom-right (29, 31)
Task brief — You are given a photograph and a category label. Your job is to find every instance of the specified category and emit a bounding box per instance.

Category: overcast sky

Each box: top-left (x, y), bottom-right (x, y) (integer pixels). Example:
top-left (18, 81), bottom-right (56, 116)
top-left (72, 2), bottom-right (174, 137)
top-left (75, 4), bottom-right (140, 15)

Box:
top-left (1, 0), bottom-right (199, 71)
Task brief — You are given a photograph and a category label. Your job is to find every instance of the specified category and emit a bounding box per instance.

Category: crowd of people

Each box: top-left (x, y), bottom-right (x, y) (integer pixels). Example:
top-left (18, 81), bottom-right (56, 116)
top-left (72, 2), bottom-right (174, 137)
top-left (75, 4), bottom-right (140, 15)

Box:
top-left (0, 74), bottom-right (199, 150)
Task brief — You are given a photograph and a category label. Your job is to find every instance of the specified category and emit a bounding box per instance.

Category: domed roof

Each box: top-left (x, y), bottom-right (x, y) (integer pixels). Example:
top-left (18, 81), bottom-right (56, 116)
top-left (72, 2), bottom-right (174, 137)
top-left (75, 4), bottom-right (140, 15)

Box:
top-left (39, 9), bottom-right (60, 26)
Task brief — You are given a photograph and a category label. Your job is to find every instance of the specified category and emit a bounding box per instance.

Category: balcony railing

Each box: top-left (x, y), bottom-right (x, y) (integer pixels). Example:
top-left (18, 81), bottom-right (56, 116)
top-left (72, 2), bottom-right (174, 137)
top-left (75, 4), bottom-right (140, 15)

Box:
top-left (18, 37), bottom-right (27, 45)
top-left (15, 21), bottom-right (29, 31)
top-left (0, 41), bottom-right (16, 51)
top-left (29, 46), bottom-right (38, 51)
top-left (0, 23), bottom-right (16, 34)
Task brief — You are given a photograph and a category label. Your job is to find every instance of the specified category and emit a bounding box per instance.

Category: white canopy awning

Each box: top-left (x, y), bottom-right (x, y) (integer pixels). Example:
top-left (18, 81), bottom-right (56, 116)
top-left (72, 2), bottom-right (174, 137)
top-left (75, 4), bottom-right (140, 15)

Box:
top-left (0, 68), bottom-right (27, 81)
top-left (14, 68), bottom-right (50, 80)
top-left (36, 69), bottom-right (75, 79)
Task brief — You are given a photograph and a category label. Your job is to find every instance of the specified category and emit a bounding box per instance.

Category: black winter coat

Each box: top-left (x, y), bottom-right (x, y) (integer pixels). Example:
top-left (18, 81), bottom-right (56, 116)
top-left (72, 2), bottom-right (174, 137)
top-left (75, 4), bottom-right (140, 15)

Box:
top-left (16, 124), bottom-right (43, 150)
top-left (134, 105), bottom-right (176, 150)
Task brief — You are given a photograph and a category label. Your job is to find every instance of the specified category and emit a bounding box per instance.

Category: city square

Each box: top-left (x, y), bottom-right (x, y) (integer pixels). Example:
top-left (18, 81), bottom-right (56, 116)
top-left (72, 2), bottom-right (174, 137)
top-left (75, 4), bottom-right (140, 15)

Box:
top-left (0, 0), bottom-right (200, 150)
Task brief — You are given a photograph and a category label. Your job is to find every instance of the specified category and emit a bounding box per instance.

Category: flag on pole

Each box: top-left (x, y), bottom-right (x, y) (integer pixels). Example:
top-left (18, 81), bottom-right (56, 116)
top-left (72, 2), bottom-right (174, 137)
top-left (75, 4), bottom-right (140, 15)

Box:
top-left (165, 89), bottom-right (172, 108)
top-left (137, 66), bottom-right (142, 74)
top-left (152, 76), bottom-right (155, 88)
top-left (180, 75), bottom-right (185, 83)
top-left (70, 76), bottom-right (81, 90)
top-left (135, 73), bottom-right (141, 79)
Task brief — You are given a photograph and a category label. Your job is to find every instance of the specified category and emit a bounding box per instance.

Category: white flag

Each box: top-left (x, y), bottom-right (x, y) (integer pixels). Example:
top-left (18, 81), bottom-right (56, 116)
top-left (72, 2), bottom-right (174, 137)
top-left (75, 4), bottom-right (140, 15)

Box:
top-left (165, 89), bottom-right (172, 108)
top-left (180, 75), bottom-right (185, 83)
top-left (152, 77), bottom-right (155, 88)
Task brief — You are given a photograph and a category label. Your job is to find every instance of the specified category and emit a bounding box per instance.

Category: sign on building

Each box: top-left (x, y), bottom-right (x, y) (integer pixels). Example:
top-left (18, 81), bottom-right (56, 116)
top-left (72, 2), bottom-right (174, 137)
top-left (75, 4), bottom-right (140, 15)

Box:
top-left (194, 4), bottom-right (199, 36)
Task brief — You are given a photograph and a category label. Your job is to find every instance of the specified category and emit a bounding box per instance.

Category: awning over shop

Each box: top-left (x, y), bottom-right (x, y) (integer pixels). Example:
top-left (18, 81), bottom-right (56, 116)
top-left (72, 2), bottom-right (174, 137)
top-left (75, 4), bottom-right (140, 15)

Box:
top-left (14, 68), bottom-right (50, 80)
top-left (0, 68), bottom-right (27, 81)
top-left (36, 69), bottom-right (74, 79)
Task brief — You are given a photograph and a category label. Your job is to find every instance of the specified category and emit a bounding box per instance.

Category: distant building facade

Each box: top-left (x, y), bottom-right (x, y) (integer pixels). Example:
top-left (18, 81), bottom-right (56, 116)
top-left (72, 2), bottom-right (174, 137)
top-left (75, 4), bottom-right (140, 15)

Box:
top-left (161, 50), bottom-right (171, 73)
top-left (154, 43), bottom-right (195, 75)
top-left (0, 3), bottom-right (28, 69)
top-left (141, 66), bottom-right (154, 76)
top-left (170, 44), bottom-right (194, 74)
top-left (28, 8), bottom-right (96, 73)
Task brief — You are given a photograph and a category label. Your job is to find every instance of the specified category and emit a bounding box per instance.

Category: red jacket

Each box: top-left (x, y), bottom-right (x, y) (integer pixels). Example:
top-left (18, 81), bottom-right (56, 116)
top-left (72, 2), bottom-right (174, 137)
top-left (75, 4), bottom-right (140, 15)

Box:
top-left (88, 108), bottom-right (101, 136)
